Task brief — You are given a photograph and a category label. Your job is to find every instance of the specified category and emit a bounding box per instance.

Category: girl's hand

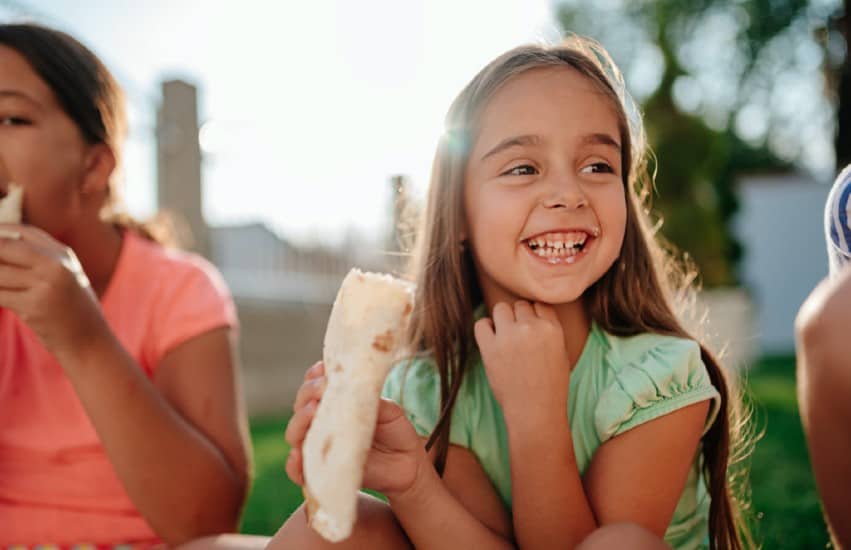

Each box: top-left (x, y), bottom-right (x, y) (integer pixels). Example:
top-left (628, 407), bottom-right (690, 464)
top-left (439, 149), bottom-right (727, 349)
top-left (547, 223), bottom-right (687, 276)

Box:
top-left (473, 301), bottom-right (571, 425)
top-left (285, 361), bottom-right (428, 500)
top-left (0, 225), bottom-right (109, 364)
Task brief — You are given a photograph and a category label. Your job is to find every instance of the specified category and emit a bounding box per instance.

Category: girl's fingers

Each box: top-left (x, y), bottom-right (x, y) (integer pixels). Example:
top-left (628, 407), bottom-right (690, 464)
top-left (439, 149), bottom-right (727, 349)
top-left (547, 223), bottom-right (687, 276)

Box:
top-left (0, 263), bottom-right (30, 290)
top-left (0, 288), bottom-right (25, 311)
top-left (293, 376), bottom-right (326, 412)
top-left (285, 447), bottom-right (304, 486)
top-left (491, 302), bottom-right (515, 330)
top-left (473, 317), bottom-right (495, 353)
top-left (304, 361), bottom-right (325, 381)
top-left (284, 400), bottom-right (317, 447)
top-left (513, 300), bottom-right (535, 321)
top-left (533, 302), bottom-right (559, 322)
top-left (0, 234), bottom-right (38, 268)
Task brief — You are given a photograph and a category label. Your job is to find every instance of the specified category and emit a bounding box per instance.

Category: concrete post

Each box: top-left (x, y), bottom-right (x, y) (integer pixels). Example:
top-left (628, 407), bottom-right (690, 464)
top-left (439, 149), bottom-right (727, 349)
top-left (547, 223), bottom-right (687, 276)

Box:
top-left (156, 80), bottom-right (210, 258)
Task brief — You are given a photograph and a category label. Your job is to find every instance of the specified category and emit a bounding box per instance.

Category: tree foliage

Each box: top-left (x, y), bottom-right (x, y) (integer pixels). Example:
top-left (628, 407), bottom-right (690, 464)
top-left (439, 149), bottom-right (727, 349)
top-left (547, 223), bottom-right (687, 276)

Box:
top-left (557, 0), bottom-right (837, 285)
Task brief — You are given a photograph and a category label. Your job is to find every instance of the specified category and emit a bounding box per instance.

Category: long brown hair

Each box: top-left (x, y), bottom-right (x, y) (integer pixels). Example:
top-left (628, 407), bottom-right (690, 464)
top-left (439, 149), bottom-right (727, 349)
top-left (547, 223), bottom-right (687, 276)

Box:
top-left (406, 37), bottom-right (752, 549)
top-left (0, 23), bottom-right (173, 245)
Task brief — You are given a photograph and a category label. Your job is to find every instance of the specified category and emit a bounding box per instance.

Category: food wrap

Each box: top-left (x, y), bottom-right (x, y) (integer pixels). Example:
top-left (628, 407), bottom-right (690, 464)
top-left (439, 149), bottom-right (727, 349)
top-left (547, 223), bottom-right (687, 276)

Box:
top-left (302, 268), bottom-right (414, 542)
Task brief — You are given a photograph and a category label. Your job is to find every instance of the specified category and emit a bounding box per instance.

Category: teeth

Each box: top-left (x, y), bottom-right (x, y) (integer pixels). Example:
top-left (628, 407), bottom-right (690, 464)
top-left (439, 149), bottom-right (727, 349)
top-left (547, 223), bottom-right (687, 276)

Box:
top-left (526, 228), bottom-right (594, 259)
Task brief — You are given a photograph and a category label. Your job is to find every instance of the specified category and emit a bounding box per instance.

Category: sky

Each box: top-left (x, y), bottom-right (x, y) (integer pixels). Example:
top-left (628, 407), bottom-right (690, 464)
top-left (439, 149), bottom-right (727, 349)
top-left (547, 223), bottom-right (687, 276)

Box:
top-left (1, 0), bottom-right (561, 247)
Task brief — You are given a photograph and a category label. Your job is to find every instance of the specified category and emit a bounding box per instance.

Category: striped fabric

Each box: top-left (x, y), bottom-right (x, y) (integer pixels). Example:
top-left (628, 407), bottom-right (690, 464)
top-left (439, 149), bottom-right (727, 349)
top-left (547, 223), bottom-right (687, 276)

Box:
top-left (826, 164), bottom-right (851, 275)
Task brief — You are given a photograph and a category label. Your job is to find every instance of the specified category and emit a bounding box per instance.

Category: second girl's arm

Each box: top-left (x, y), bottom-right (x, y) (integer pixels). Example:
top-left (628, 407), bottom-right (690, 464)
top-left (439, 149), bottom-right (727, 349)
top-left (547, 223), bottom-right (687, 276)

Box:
top-left (65, 325), bottom-right (251, 545)
top-left (0, 229), bottom-right (249, 544)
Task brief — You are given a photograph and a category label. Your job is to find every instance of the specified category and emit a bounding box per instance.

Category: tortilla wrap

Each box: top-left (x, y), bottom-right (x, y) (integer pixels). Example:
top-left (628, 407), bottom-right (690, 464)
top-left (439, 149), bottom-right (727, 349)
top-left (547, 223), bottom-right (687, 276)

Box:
top-left (0, 183), bottom-right (23, 225)
top-left (301, 268), bottom-right (414, 542)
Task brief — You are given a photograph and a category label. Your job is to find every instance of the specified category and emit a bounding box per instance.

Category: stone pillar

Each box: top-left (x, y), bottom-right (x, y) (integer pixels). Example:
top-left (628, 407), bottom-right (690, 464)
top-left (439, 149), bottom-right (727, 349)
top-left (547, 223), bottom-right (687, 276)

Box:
top-left (157, 80), bottom-right (210, 258)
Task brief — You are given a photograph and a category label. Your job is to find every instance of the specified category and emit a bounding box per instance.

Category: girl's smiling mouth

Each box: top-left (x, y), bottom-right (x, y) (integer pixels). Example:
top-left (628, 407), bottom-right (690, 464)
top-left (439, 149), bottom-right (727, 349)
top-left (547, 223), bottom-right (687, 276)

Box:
top-left (522, 228), bottom-right (598, 265)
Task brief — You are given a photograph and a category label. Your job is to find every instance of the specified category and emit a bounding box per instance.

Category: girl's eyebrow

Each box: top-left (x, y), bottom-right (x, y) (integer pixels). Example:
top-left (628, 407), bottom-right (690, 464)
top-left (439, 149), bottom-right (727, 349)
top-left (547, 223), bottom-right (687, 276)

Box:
top-left (0, 89), bottom-right (42, 109)
top-left (480, 132), bottom-right (621, 162)
top-left (581, 132), bottom-right (621, 152)
top-left (480, 134), bottom-right (540, 161)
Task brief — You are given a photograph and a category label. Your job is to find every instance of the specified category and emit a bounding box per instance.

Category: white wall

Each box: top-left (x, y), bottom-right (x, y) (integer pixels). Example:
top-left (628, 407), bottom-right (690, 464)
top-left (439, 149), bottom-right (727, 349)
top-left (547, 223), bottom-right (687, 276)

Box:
top-left (733, 174), bottom-right (831, 355)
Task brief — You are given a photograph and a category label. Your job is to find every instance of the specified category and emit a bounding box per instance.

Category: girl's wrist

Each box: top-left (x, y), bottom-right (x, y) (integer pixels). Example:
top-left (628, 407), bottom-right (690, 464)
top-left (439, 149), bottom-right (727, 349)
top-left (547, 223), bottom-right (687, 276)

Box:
top-left (55, 316), bottom-right (118, 373)
top-left (502, 394), bottom-right (569, 431)
top-left (505, 403), bottom-right (571, 444)
top-left (386, 453), bottom-right (440, 511)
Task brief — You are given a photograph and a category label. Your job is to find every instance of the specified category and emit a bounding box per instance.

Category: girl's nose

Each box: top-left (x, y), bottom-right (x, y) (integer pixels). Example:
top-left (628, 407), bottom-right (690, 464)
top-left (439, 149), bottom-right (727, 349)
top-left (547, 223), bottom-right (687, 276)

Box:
top-left (541, 176), bottom-right (588, 210)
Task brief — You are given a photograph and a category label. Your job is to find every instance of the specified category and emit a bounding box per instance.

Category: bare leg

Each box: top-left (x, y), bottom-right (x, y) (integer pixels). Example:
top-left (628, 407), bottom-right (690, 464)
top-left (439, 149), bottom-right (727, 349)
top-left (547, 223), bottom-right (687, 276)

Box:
top-left (576, 523), bottom-right (670, 550)
top-left (174, 534), bottom-right (271, 550)
top-left (796, 269), bottom-right (851, 548)
top-left (265, 492), bottom-right (412, 550)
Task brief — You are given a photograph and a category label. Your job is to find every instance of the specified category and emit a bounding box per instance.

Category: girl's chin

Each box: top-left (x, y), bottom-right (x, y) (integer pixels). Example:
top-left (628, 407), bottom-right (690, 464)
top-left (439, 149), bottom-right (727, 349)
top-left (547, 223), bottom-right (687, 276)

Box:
top-left (497, 288), bottom-right (586, 307)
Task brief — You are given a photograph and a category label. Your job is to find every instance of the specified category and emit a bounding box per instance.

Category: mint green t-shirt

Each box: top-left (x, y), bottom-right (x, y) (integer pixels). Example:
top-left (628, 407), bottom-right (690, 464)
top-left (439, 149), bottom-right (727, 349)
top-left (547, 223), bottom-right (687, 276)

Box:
top-left (381, 321), bottom-right (721, 550)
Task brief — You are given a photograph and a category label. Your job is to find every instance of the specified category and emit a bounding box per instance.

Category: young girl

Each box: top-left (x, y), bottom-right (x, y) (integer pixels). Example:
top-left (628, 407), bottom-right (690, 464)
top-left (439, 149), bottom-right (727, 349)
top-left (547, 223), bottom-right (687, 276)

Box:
top-left (275, 37), bottom-right (749, 550)
top-left (0, 24), bottom-right (252, 545)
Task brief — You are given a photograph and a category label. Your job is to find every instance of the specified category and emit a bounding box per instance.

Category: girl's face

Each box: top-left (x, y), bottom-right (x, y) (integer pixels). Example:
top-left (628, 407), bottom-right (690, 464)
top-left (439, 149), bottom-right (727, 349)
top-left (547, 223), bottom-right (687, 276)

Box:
top-left (463, 66), bottom-right (627, 307)
top-left (0, 45), bottom-right (93, 238)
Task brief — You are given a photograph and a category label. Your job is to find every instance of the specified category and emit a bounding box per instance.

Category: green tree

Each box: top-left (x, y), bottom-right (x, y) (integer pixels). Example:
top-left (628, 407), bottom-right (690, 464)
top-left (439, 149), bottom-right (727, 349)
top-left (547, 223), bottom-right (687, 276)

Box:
top-left (557, 0), bottom-right (837, 285)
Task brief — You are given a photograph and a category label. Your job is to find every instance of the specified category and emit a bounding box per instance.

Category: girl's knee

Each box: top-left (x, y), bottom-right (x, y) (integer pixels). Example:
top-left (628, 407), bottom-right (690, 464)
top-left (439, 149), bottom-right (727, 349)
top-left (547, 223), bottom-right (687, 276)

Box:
top-left (577, 523), bottom-right (670, 550)
top-left (266, 493), bottom-right (411, 550)
top-left (174, 534), bottom-right (271, 550)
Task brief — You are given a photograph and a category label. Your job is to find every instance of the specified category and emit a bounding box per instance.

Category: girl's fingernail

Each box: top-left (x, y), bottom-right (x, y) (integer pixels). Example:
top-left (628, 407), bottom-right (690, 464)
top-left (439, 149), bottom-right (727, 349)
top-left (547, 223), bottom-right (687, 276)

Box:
top-left (0, 229), bottom-right (21, 240)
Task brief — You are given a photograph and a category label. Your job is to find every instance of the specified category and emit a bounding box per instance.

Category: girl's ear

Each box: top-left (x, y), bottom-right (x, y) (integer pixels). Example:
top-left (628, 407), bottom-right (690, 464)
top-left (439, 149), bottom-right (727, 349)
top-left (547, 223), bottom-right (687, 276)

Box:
top-left (80, 143), bottom-right (116, 196)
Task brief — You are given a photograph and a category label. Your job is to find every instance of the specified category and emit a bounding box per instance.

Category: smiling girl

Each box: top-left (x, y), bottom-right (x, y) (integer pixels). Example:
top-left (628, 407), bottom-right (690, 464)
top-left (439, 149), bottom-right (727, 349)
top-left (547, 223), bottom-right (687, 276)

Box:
top-left (273, 37), bottom-right (751, 550)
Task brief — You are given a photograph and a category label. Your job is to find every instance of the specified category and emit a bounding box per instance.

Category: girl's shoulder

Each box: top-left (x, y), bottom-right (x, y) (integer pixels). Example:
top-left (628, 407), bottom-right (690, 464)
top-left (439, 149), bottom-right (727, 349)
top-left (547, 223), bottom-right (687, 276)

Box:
top-left (595, 326), bottom-right (704, 372)
top-left (124, 230), bottom-right (220, 278)
top-left (590, 326), bottom-right (721, 442)
top-left (115, 231), bottom-right (232, 301)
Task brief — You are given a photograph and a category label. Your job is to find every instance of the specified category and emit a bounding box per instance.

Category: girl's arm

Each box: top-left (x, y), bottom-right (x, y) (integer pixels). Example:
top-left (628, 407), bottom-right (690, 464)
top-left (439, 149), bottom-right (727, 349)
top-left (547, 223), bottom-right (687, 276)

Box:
top-left (286, 364), bottom-right (514, 549)
top-left (390, 443), bottom-right (514, 547)
top-left (65, 325), bottom-right (250, 544)
top-left (505, 399), bottom-right (708, 548)
top-left (0, 228), bottom-right (249, 544)
top-left (475, 301), bottom-right (710, 548)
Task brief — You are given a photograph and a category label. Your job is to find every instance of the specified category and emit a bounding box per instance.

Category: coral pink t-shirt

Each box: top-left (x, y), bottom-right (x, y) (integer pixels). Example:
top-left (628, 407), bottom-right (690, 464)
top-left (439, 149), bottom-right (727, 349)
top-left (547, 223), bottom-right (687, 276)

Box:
top-left (0, 231), bottom-right (238, 545)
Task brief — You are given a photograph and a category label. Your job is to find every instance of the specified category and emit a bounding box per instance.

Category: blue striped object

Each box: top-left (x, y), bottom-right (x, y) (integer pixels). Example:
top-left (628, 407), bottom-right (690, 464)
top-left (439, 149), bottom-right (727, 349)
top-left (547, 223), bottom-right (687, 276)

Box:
top-left (826, 164), bottom-right (851, 275)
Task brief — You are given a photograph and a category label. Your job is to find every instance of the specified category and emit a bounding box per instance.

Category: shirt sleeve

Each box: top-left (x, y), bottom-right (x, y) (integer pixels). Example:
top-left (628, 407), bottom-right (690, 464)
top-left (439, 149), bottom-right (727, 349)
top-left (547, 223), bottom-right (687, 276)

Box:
top-left (594, 336), bottom-right (721, 442)
top-left (382, 358), bottom-right (473, 448)
top-left (148, 255), bottom-right (238, 369)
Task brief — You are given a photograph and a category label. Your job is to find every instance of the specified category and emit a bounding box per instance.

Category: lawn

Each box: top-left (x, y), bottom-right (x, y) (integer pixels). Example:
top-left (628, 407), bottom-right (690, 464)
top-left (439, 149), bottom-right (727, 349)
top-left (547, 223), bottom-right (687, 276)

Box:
top-left (239, 356), bottom-right (832, 548)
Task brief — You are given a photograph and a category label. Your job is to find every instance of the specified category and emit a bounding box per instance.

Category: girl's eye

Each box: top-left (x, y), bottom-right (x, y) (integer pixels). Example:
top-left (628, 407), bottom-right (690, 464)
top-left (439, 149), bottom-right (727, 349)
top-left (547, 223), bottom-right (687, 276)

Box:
top-left (0, 117), bottom-right (31, 126)
top-left (502, 164), bottom-right (538, 176)
top-left (580, 162), bottom-right (614, 174)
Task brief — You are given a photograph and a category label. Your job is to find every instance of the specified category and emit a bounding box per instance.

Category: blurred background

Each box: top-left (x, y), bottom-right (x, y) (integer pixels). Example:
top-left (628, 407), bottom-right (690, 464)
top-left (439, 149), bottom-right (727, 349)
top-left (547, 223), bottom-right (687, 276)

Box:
top-left (2, 0), bottom-right (847, 546)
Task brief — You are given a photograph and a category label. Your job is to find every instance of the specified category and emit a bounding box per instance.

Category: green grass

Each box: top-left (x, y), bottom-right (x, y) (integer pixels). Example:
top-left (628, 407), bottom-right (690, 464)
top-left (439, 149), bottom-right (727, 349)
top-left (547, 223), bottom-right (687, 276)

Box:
top-left (238, 416), bottom-right (300, 535)
top-left (745, 356), bottom-right (831, 548)
top-left (239, 356), bottom-right (833, 548)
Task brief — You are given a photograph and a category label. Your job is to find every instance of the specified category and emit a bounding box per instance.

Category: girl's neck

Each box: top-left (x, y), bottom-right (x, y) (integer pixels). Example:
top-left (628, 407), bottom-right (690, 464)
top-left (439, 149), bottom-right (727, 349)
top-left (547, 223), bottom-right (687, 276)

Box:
top-left (64, 218), bottom-right (124, 298)
top-left (553, 300), bottom-right (591, 369)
